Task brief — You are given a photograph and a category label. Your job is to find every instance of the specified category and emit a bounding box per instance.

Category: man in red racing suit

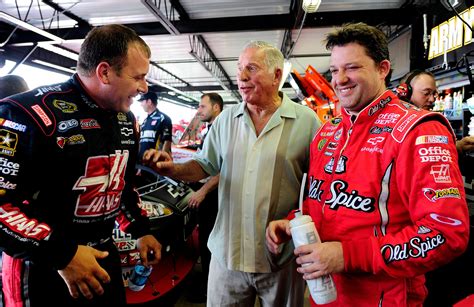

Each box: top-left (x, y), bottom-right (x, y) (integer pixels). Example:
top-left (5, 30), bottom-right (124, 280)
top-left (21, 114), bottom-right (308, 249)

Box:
top-left (266, 23), bottom-right (469, 306)
top-left (303, 90), bottom-right (469, 306)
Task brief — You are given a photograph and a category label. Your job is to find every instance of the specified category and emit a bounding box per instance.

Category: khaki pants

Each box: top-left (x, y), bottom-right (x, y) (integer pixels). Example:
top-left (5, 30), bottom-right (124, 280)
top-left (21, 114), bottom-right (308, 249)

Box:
top-left (207, 256), bottom-right (305, 307)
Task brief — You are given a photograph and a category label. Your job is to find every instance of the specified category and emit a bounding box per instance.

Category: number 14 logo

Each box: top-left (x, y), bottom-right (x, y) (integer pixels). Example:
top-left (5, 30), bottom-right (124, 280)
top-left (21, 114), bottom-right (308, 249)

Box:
top-left (73, 150), bottom-right (129, 217)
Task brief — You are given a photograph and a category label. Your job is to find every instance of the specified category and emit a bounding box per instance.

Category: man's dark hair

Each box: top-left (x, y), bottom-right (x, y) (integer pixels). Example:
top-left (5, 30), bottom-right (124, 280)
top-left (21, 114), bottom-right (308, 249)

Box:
top-left (0, 75), bottom-right (29, 99)
top-left (77, 24), bottom-right (151, 76)
top-left (138, 91), bottom-right (158, 106)
top-left (202, 93), bottom-right (224, 111)
top-left (325, 22), bottom-right (393, 86)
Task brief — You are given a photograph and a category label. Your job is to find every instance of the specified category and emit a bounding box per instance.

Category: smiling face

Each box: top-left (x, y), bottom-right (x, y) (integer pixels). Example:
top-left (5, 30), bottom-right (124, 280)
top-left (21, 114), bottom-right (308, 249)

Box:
top-left (237, 47), bottom-right (280, 106)
top-left (101, 43), bottom-right (149, 112)
top-left (329, 43), bottom-right (390, 114)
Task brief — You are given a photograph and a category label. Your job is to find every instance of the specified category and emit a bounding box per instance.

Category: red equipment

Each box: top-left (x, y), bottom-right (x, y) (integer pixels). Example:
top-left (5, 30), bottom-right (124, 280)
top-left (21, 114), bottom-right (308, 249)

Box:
top-left (290, 65), bottom-right (340, 123)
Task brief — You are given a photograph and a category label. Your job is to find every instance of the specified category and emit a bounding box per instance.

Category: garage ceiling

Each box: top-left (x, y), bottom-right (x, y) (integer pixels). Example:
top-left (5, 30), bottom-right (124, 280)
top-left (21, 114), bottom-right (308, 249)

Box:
top-left (0, 0), bottom-right (448, 106)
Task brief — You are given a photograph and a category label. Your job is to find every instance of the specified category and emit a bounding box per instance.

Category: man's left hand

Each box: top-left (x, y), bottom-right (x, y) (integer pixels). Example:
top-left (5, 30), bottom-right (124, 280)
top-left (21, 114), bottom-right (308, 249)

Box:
top-left (188, 189), bottom-right (206, 209)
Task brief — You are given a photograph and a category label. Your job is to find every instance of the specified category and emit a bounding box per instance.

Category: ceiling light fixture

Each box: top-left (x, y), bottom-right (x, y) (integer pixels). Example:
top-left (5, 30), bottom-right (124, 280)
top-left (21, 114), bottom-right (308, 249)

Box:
top-left (0, 12), bottom-right (65, 43)
top-left (147, 77), bottom-right (199, 103)
top-left (32, 59), bottom-right (75, 74)
top-left (38, 43), bottom-right (79, 61)
top-left (141, 0), bottom-right (180, 35)
top-left (302, 0), bottom-right (322, 13)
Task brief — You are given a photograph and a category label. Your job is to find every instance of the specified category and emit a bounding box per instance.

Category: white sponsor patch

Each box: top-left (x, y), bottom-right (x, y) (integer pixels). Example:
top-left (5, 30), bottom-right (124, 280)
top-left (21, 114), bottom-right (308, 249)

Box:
top-left (430, 164), bottom-right (451, 183)
top-left (418, 146), bottom-right (452, 163)
top-left (415, 135), bottom-right (449, 145)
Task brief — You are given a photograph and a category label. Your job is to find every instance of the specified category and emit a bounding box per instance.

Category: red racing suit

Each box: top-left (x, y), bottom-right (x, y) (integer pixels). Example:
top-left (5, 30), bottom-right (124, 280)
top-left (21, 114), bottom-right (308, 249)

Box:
top-left (0, 75), bottom-right (151, 306)
top-left (304, 90), bottom-right (469, 306)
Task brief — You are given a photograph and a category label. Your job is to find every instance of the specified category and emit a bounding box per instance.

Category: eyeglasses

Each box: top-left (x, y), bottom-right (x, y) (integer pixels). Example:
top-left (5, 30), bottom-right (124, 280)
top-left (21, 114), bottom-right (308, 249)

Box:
top-left (420, 90), bottom-right (439, 99)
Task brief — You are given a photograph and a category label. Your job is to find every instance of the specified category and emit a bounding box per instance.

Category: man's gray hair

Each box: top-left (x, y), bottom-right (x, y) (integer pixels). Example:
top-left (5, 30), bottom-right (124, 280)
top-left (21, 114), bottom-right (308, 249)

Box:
top-left (242, 41), bottom-right (284, 72)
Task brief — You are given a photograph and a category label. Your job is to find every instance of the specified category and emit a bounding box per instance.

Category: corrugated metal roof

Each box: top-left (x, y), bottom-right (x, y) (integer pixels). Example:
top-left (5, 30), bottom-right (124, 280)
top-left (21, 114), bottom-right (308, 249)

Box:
top-left (0, 0), bottom-right (417, 105)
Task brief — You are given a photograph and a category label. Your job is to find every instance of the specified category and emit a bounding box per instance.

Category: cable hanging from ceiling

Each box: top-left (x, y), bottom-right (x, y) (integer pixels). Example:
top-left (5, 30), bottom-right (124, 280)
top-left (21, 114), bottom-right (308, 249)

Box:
top-left (285, 0), bottom-right (322, 60)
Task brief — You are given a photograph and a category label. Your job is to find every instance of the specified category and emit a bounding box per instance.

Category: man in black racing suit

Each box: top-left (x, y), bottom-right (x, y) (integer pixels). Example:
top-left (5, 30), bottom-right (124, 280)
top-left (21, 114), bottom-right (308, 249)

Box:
top-left (0, 24), bottom-right (161, 306)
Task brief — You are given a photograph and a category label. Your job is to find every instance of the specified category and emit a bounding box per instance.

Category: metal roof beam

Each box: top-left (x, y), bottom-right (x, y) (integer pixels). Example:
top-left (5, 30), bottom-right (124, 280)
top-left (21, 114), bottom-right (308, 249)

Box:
top-left (189, 35), bottom-right (241, 101)
top-left (4, 9), bottom-right (415, 44)
top-left (41, 0), bottom-right (91, 28)
top-left (148, 62), bottom-right (192, 89)
top-left (141, 0), bottom-right (180, 35)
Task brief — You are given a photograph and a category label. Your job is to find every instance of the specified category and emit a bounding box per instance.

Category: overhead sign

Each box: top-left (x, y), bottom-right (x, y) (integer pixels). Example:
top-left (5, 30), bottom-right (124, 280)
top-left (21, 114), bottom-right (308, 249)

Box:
top-left (428, 6), bottom-right (473, 60)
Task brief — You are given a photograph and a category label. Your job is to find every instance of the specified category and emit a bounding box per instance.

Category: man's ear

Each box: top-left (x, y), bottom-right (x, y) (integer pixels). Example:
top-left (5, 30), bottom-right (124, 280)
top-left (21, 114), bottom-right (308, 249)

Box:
top-left (274, 68), bottom-right (282, 86)
top-left (96, 62), bottom-right (112, 84)
top-left (379, 59), bottom-right (391, 81)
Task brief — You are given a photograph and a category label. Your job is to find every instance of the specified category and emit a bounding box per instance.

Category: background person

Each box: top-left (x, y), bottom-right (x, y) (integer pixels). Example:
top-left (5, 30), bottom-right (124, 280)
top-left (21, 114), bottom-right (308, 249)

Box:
top-left (143, 41), bottom-right (320, 306)
top-left (397, 70), bottom-right (474, 156)
top-left (186, 92), bottom-right (223, 303)
top-left (396, 70), bottom-right (437, 111)
top-left (399, 71), bottom-right (474, 306)
top-left (0, 24), bottom-right (161, 306)
top-left (0, 75), bottom-right (29, 99)
top-left (138, 91), bottom-right (172, 157)
top-left (266, 23), bottom-right (469, 306)
top-left (0, 73), bottom-right (29, 305)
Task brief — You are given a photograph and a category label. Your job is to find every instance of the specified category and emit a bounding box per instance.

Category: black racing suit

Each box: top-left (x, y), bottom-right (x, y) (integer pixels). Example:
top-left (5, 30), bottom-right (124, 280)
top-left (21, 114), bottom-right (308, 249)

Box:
top-left (0, 75), bottom-right (151, 306)
top-left (138, 109), bottom-right (172, 161)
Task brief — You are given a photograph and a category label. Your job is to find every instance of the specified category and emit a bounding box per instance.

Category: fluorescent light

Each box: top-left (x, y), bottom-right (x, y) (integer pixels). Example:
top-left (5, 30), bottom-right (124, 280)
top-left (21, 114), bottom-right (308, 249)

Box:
top-left (0, 12), bottom-right (65, 43)
top-left (279, 59), bottom-right (292, 90)
top-left (38, 43), bottom-right (79, 61)
top-left (302, 0), bottom-right (321, 13)
top-left (32, 59), bottom-right (75, 74)
top-left (141, 0), bottom-right (180, 35)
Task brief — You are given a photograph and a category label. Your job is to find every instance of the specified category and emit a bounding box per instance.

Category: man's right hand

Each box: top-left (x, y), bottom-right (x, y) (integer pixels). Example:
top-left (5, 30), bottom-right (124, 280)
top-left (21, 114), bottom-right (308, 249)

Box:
top-left (142, 149), bottom-right (175, 176)
top-left (58, 245), bottom-right (110, 299)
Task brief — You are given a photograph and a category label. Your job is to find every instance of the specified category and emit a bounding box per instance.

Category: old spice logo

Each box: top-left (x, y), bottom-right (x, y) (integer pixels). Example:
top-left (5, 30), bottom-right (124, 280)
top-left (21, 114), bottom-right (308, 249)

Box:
top-left (368, 96), bottom-right (392, 116)
top-left (0, 203), bottom-right (51, 240)
top-left (381, 234), bottom-right (445, 264)
top-left (369, 126), bottom-right (393, 134)
top-left (73, 150), bottom-right (129, 217)
top-left (326, 180), bottom-right (375, 212)
top-left (308, 177), bottom-right (324, 201)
